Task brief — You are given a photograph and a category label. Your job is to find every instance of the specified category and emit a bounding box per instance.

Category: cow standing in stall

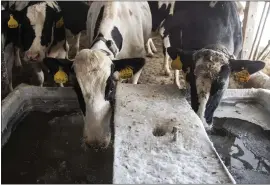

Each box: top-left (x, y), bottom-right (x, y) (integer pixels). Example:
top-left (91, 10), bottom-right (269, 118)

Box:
top-left (160, 2), bottom-right (265, 129)
top-left (147, 1), bottom-right (247, 89)
top-left (44, 2), bottom-right (152, 149)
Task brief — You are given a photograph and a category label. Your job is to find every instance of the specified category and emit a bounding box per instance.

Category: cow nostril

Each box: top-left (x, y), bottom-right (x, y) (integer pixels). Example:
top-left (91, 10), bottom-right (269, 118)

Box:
top-left (85, 140), bottom-right (108, 150)
top-left (25, 52), bottom-right (40, 60)
top-left (32, 53), bottom-right (40, 60)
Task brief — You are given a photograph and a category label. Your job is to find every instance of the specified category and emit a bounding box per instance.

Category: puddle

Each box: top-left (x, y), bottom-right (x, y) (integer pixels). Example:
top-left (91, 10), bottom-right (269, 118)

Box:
top-left (209, 118), bottom-right (270, 184)
top-left (1, 111), bottom-right (113, 184)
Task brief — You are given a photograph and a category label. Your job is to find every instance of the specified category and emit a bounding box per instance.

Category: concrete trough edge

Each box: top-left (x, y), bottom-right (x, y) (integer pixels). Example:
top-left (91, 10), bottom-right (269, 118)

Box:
top-left (216, 88), bottom-right (270, 130)
top-left (113, 84), bottom-right (236, 184)
top-left (1, 84), bottom-right (79, 147)
top-left (223, 88), bottom-right (270, 110)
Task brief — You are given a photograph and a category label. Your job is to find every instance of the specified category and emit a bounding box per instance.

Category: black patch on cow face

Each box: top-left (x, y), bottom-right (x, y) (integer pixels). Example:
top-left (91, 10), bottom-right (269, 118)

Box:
top-left (105, 64), bottom-right (116, 105)
top-left (20, 11), bottom-right (35, 51)
top-left (73, 80), bottom-right (86, 116)
top-left (111, 26), bottom-right (123, 52)
top-left (41, 5), bottom-right (55, 47)
top-left (204, 64), bottom-right (230, 124)
top-left (93, 6), bottom-right (104, 41)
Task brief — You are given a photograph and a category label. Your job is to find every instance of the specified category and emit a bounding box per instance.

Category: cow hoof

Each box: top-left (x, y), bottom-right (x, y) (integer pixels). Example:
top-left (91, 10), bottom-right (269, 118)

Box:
top-left (164, 70), bottom-right (172, 77)
top-left (146, 52), bottom-right (154, 58)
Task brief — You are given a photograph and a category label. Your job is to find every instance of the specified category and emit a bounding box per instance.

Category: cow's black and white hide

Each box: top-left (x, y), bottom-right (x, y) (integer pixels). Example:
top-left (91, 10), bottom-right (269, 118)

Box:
top-left (147, 1), bottom-right (182, 87)
top-left (44, 2), bottom-right (152, 149)
top-left (2, 1), bottom-right (68, 87)
top-left (147, 1), bottom-right (246, 88)
top-left (164, 2), bottom-right (265, 129)
top-left (5, 1), bottom-right (90, 88)
top-left (2, 2), bottom-right (25, 91)
top-left (56, 1), bottom-right (90, 56)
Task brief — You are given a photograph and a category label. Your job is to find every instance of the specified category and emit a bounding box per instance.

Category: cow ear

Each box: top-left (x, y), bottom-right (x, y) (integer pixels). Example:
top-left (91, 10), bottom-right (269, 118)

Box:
top-left (43, 57), bottom-right (74, 75)
top-left (112, 58), bottom-right (145, 80)
top-left (167, 47), bottom-right (195, 70)
top-left (229, 59), bottom-right (265, 75)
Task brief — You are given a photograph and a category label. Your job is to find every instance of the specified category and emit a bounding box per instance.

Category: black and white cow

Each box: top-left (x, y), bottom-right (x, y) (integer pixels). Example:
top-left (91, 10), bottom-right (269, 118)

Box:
top-left (147, 1), bottom-right (182, 88)
top-left (44, 2), bottom-right (152, 149)
top-left (2, 2), bottom-right (26, 91)
top-left (162, 2), bottom-right (264, 129)
top-left (56, 1), bottom-right (90, 56)
top-left (3, 1), bottom-right (90, 89)
top-left (2, 1), bottom-right (68, 89)
top-left (147, 1), bottom-right (246, 88)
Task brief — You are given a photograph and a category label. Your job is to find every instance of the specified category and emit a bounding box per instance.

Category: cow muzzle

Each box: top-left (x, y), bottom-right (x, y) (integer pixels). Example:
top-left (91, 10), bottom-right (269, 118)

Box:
top-left (24, 51), bottom-right (41, 62)
top-left (83, 131), bottom-right (111, 150)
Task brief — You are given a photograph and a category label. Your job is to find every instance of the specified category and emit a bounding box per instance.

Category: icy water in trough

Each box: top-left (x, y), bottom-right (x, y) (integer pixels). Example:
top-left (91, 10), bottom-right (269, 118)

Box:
top-left (2, 111), bottom-right (270, 183)
top-left (1, 111), bottom-right (113, 184)
top-left (209, 118), bottom-right (270, 184)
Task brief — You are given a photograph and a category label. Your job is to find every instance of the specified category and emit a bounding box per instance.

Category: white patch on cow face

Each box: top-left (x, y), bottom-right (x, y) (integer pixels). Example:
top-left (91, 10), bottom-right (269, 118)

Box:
top-left (196, 75), bottom-right (211, 129)
top-left (73, 49), bottom-right (113, 148)
top-left (24, 3), bottom-right (47, 62)
top-left (193, 49), bottom-right (229, 128)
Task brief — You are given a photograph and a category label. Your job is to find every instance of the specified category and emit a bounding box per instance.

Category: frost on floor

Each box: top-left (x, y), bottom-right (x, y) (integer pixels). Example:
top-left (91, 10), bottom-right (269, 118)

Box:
top-left (113, 84), bottom-right (235, 184)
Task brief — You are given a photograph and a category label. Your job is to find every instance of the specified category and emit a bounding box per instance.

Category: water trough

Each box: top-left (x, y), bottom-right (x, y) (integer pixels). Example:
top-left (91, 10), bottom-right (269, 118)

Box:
top-left (3, 84), bottom-right (269, 183)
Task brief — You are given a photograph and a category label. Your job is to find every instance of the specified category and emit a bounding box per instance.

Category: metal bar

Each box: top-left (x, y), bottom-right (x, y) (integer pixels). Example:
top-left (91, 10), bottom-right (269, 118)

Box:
top-left (249, 2), bottom-right (268, 59)
top-left (241, 2), bottom-right (259, 59)
top-left (253, 2), bottom-right (270, 60)
top-left (262, 48), bottom-right (270, 61)
top-left (257, 40), bottom-right (270, 60)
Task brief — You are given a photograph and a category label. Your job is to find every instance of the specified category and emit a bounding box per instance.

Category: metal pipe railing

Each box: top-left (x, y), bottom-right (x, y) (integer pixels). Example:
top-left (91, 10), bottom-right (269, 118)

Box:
top-left (248, 2), bottom-right (269, 60)
top-left (258, 40), bottom-right (270, 60)
top-left (253, 3), bottom-right (270, 60)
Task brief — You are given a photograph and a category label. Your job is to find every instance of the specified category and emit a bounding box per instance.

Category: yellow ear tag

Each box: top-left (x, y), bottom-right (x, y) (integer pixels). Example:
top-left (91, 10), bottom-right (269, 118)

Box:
top-left (8, 15), bottom-right (19, 29)
top-left (56, 17), bottom-right (64, 28)
top-left (119, 67), bottom-right (133, 79)
top-left (54, 68), bottom-right (68, 84)
top-left (234, 69), bottom-right (250, 83)
top-left (171, 55), bottom-right (183, 70)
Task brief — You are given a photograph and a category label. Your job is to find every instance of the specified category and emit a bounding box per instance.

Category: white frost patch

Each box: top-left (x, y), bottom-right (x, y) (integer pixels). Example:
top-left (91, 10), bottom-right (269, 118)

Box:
top-left (113, 84), bottom-right (235, 184)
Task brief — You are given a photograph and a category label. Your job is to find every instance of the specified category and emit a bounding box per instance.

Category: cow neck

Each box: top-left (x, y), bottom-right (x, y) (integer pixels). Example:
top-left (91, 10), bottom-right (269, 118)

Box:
top-left (91, 36), bottom-right (117, 58)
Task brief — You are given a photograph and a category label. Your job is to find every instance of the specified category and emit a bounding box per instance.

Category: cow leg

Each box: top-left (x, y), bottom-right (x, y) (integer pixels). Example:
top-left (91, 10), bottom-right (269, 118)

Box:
top-left (7, 60), bottom-right (14, 91)
top-left (131, 68), bottom-right (143, 84)
top-left (163, 36), bottom-right (172, 76)
top-left (14, 47), bottom-right (22, 67)
top-left (174, 69), bottom-right (181, 88)
top-left (146, 38), bottom-right (157, 57)
top-left (4, 43), bottom-right (15, 92)
top-left (32, 63), bottom-right (44, 87)
top-left (74, 32), bottom-right (81, 56)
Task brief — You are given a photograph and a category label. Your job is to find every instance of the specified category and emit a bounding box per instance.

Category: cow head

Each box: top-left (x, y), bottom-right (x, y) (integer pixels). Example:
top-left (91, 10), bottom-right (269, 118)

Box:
top-left (8, 2), bottom-right (66, 62)
top-left (43, 49), bottom-right (145, 149)
top-left (167, 46), bottom-right (265, 128)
